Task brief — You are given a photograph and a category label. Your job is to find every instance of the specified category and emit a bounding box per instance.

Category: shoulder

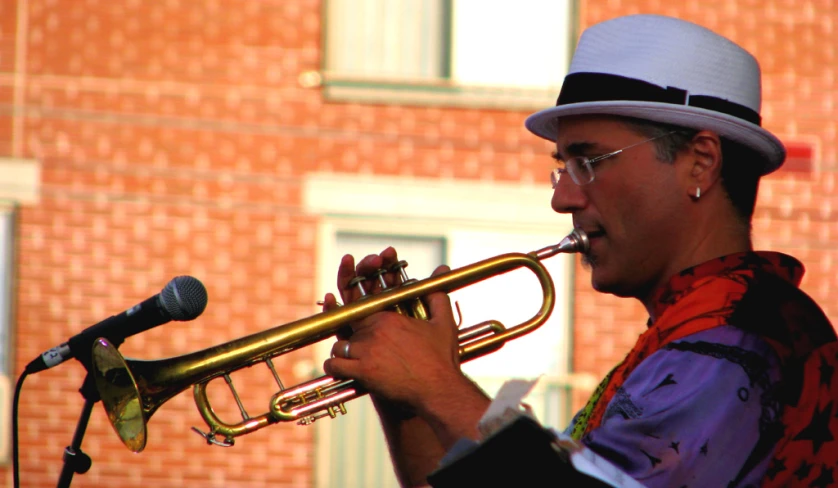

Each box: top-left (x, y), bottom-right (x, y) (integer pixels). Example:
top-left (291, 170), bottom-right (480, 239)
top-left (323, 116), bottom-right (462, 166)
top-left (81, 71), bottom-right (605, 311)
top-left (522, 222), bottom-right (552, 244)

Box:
top-left (585, 326), bottom-right (783, 486)
top-left (662, 325), bottom-right (781, 369)
top-left (631, 325), bottom-right (782, 396)
top-left (730, 267), bottom-right (836, 349)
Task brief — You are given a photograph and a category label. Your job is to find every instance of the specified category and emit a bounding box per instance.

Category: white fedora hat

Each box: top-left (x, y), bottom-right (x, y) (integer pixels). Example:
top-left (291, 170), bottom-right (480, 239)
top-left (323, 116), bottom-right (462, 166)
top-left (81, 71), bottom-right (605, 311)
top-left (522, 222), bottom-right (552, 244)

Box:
top-left (525, 15), bottom-right (786, 175)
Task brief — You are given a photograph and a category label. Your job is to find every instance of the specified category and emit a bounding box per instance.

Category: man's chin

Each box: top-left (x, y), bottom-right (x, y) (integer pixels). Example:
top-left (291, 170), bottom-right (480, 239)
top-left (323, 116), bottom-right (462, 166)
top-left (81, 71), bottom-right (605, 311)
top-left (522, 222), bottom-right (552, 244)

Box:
top-left (588, 263), bottom-right (619, 294)
top-left (583, 252), bottom-right (633, 296)
top-left (590, 273), bottom-right (638, 298)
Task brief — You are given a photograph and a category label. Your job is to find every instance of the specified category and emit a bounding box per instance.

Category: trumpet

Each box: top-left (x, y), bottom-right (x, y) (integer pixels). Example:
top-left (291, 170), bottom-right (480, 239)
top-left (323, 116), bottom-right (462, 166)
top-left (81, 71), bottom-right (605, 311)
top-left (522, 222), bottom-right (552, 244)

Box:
top-left (91, 229), bottom-right (589, 452)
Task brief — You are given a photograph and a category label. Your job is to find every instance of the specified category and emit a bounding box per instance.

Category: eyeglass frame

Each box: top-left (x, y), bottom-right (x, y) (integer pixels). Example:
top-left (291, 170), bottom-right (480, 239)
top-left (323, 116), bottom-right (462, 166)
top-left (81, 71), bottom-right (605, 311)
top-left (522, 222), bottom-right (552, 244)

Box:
top-left (550, 130), bottom-right (679, 188)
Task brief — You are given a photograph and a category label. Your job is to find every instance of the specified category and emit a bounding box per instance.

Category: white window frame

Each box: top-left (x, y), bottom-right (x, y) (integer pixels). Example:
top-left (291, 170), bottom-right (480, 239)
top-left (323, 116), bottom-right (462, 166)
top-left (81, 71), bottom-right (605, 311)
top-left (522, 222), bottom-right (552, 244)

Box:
top-left (304, 172), bottom-right (581, 487)
top-left (0, 156), bottom-right (39, 465)
top-left (0, 205), bottom-right (14, 466)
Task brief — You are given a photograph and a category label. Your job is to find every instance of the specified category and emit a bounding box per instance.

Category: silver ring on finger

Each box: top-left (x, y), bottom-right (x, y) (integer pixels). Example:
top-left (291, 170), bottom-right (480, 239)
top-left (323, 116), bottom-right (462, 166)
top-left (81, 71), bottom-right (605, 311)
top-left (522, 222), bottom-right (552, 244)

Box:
top-left (342, 341), bottom-right (351, 359)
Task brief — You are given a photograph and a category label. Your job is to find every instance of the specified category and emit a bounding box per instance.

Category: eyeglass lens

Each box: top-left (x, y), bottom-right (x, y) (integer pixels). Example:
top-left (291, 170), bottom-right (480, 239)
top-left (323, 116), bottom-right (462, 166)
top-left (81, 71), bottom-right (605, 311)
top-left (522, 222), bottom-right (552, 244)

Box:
top-left (551, 158), bottom-right (594, 188)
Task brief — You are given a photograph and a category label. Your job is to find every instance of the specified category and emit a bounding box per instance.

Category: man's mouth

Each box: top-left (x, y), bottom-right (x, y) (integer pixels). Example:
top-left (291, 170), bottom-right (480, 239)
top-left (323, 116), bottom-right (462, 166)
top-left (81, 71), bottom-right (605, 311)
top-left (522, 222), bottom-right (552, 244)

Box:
top-left (578, 228), bottom-right (604, 266)
top-left (577, 227), bottom-right (605, 241)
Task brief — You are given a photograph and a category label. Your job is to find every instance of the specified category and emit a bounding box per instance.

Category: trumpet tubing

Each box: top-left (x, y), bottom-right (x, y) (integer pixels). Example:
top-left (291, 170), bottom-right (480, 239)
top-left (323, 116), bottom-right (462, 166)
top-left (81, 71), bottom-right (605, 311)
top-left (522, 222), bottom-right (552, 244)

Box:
top-left (91, 229), bottom-right (589, 452)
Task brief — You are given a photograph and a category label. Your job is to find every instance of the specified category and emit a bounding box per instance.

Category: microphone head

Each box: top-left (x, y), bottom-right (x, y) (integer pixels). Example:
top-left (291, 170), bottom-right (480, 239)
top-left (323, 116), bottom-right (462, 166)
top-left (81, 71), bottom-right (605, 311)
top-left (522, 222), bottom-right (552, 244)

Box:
top-left (161, 276), bottom-right (208, 321)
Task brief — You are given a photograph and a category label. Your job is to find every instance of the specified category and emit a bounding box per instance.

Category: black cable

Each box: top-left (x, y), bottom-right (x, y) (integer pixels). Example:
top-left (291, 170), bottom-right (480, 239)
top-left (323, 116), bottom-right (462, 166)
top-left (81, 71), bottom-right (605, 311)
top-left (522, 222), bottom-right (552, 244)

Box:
top-left (12, 370), bottom-right (27, 488)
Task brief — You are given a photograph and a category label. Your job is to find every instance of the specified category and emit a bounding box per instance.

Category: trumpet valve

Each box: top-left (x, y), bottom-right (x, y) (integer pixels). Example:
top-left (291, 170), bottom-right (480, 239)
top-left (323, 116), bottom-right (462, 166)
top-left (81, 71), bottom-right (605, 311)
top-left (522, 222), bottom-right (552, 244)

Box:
top-left (371, 268), bottom-right (389, 289)
top-left (348, 276), bottom-right (369, 297)
top-left (388, 260), bottom-right (411, 284)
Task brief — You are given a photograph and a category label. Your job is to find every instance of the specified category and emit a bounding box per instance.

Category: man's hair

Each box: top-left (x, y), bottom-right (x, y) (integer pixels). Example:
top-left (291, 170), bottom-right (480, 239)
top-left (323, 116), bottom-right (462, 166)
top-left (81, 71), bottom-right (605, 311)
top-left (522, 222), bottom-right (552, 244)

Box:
top-left (620, 117), bottom-right (763, 226)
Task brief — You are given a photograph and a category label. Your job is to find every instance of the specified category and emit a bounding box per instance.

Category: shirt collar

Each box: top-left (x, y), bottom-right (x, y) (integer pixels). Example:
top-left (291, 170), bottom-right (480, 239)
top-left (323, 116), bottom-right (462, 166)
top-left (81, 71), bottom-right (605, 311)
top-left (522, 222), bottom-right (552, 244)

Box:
top-left (648, 251), bottom-right (805, 325)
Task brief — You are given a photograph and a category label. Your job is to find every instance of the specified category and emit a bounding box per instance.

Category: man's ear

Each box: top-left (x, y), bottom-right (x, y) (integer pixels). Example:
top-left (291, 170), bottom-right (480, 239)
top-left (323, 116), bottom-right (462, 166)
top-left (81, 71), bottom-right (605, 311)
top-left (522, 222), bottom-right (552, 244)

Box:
top-left (685, 130), bottom-right (723, 198)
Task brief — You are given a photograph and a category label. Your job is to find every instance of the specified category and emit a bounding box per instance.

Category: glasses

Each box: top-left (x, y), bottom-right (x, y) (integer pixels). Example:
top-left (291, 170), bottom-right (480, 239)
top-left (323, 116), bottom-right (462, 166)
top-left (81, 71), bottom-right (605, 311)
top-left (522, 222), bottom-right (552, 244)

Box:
top-left (550, 131), bottom-right (678, 188)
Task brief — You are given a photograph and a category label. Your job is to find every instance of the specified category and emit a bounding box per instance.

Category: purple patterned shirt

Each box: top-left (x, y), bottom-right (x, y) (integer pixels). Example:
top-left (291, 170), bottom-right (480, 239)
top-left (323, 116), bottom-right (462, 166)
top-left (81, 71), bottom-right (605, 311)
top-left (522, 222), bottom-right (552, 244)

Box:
top-left (568, 325), bottom-right (783, 487)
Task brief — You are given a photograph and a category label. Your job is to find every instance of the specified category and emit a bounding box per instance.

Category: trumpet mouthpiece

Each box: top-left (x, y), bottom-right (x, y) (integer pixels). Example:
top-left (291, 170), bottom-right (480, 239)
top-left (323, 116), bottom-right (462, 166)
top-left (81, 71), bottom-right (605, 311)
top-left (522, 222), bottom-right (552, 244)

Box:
top-left (530, 229), bottom-right (590, 260)
top-left (557, 229), bottom-right (590, 253)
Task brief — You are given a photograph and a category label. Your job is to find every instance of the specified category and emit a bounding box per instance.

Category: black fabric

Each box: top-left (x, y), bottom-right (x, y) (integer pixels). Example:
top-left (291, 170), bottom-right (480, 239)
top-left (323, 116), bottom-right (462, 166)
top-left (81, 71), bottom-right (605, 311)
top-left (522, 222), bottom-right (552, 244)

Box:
top-left (717, 267), bottom-right (837, 487)
top-left (426, 416), bottom-right (615, 487)
top-left (727, 269), bottom-right (837, 404)
top-left (556, 73), bottom-right (762, 126)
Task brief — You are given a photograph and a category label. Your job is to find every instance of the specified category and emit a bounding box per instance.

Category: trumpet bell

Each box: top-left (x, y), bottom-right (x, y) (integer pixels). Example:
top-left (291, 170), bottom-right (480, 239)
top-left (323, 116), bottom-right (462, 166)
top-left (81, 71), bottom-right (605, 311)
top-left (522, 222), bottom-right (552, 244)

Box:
top-left (91, 337), bottom-right (147, 452)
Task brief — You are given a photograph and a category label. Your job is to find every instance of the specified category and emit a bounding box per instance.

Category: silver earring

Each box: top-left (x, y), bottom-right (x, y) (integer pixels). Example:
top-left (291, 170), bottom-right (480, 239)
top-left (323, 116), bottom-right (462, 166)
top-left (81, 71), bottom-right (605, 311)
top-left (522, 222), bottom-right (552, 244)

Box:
top-left (695, 187), bottom-right (701, 200)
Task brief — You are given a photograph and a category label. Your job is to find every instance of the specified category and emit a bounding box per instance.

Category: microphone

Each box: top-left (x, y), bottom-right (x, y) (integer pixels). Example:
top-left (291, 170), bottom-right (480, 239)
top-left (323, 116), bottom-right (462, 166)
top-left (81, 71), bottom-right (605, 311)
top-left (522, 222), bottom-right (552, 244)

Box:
top-left (25, 275), bottom-right (208, 374)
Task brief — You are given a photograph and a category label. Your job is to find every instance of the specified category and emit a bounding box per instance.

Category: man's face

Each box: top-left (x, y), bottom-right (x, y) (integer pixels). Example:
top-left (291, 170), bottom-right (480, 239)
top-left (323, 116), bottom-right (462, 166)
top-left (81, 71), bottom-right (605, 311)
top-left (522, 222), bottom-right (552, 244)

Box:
top-left (550, 116), bottom-right (691, 300)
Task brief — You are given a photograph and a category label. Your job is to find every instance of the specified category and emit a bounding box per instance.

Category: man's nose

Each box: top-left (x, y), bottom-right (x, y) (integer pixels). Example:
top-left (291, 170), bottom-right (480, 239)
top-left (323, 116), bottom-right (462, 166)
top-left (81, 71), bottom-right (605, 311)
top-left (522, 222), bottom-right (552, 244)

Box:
top-left (551, 174), bottom-right (588, 214)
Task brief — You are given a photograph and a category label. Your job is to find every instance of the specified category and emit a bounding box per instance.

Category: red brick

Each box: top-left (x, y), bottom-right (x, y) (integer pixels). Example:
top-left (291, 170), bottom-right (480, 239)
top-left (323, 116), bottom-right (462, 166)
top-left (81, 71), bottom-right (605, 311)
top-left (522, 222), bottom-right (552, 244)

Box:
top-left (3, 1), bottom-right (838, 486)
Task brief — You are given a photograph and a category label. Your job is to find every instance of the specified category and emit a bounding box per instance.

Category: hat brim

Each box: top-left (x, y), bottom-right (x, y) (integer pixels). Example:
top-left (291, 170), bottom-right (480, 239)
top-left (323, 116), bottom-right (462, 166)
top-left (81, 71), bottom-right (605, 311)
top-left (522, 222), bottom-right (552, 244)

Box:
top-left (525, 101), bottom-right (786, 175)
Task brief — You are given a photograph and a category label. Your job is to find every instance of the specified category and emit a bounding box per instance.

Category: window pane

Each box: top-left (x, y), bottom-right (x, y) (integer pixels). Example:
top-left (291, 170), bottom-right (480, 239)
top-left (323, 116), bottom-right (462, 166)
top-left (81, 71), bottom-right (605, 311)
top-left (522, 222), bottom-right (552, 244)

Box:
top-left (326, 0), bottom-right (446, 82)
top-left (0, 209), bottom-right (13, 376)
top-left (451, 0), bottom-right (572, 89)
top-left (448, 229), bottom-right (573, 430)
top-left (323, 0), bottom-right (573, 107)
top-left (317, 232), bottom-right (444, 488)
top-left (0, 208), bottom-right (12, 464)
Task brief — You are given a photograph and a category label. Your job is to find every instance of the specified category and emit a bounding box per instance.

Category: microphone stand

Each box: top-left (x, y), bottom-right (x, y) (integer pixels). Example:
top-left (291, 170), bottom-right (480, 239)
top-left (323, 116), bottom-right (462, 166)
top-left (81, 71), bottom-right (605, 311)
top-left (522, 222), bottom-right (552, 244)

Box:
top-left (55, 374), bottom-right (98, 488)
top-left (55, 336), bottom-right (125, 488)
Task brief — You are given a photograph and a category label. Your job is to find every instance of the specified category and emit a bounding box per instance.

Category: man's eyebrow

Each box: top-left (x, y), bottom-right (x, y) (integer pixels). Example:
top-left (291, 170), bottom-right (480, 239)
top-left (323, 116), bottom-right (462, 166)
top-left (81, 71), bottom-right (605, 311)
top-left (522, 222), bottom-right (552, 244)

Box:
top-left (553, 141), bottom-right (599, 160)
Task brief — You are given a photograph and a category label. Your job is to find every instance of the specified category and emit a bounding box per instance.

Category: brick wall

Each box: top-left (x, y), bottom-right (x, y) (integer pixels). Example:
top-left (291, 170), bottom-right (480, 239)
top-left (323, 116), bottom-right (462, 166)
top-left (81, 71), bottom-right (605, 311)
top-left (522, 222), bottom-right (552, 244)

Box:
top-left (0, 1), bottom-right (835, 487)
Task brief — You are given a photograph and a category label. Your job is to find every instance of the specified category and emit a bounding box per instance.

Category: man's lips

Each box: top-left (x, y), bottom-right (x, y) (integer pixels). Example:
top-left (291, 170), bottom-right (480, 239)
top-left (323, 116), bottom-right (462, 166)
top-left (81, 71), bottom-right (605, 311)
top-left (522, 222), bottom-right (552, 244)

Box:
top-left (577, 228), bottom-right (605, 240)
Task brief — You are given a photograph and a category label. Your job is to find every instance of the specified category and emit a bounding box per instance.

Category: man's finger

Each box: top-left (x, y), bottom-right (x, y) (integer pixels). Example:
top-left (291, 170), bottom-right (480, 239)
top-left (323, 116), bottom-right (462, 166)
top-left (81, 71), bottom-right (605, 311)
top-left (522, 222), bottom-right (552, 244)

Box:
top-left (330, 339), bottom-right (354, 359)
top-left (424, 265), bottom-right (455, 326)
top-left (425, 291), bottom-right (454, 327)
top-left (323, 357), bottom-right (362, 380)
top-left (320, 292), bottom-right (340, 312)
top-left (431, 264), bottom-right (450, 277)
top-left (337, 254), bottom-right (358, 303)
top-left (355, 253), bottom-right (384, 275)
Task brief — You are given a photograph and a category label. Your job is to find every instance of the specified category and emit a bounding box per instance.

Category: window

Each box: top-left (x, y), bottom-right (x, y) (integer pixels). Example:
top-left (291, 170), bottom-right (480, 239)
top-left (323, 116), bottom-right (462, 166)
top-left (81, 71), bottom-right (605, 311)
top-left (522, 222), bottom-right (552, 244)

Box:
top-left (0, 207), bottom-right (14, 377)
top-left (305, 173), bottom-right (582, 487)
top-left (314, 223), bottom-right (576, 488)
top-left (322, 0), bottom-right (576, 109)
top-left (317, 233), bottom-right (444, 488)
top-left (0, 157), bottom-right (39, 465)
top-left (0, 205), bottom-right (15, 465)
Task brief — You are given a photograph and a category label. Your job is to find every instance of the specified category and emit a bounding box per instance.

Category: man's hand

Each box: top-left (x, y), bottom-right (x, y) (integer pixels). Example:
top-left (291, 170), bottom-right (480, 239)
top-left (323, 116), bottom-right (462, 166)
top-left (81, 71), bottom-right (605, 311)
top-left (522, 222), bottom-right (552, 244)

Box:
top-left (322, 248), bottom-right (465, 415)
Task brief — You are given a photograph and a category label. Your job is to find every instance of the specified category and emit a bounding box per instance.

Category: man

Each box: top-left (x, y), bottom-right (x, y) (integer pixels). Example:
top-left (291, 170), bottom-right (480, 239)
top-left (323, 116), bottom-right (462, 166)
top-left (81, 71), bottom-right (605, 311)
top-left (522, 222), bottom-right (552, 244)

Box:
top-left (323, 14), bottom-right (838, 487)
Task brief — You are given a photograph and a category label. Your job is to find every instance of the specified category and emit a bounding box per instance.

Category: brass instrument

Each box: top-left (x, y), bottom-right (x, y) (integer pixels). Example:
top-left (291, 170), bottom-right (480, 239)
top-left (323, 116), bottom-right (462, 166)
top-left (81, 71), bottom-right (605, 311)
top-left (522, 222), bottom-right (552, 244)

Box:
top-left (91, 229), bottom-right (589, 452)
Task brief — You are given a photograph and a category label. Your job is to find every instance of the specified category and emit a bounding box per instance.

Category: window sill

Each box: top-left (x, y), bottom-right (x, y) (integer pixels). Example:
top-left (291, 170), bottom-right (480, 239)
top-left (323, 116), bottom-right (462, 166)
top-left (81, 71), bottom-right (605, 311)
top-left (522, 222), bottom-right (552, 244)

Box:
top-left (312, 73), bottom-right (558, 111)
top-left (0, 157), bottom-right (41, 205)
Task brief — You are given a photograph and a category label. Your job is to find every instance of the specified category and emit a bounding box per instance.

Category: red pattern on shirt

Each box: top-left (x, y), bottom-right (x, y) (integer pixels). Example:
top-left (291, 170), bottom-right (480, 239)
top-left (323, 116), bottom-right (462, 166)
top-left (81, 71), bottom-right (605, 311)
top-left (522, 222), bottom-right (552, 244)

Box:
top-left (577, 252), bottom-right (837, 487)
